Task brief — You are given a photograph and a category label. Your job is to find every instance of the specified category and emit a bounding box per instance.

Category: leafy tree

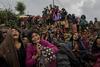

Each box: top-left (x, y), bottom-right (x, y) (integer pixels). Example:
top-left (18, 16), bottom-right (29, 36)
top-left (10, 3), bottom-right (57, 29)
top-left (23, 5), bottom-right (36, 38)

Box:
top-left (15, 2), bottom-right (26, 15)
top-left (0, 9), bottom-right (18, 27)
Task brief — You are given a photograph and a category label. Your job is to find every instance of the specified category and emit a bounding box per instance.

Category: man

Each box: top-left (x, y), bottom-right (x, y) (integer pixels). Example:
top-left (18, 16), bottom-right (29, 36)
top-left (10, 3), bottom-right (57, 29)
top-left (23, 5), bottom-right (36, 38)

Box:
top-left (94, 18), bottom-right (100, 34)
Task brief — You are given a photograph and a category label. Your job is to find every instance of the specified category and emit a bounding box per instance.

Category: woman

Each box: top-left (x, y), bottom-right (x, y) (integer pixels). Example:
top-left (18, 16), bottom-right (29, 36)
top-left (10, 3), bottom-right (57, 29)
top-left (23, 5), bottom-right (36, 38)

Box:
top-left (66, 33), bottom-right (88, 67)
top-left (66, 33), bottom-right (85, 50)
top-left (79, 15), bottom-right (88, 31)
top-left (11, 28), bottom-right (25, 67)
top-left (0, 31), bottom-right (9, 67)
top-left (22, 35), bottom-right (30, 48)
top-left (0, 28), bottom-right (25, 67)
top-left (25, 31), bottom-right (58, 67)
top-left (92, 37), bottom-right (100, 67)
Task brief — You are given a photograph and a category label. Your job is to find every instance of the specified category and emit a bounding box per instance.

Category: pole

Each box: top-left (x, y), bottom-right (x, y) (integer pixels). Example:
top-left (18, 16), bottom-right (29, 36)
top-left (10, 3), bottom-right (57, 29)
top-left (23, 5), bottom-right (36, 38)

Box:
top-left (53, 0), bottom-right (54, 7)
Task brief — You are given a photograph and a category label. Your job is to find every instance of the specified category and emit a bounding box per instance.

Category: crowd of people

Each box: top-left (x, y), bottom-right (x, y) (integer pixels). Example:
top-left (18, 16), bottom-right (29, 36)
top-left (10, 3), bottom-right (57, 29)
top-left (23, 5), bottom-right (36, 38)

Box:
top-left (0, 5), bottom-right (100, 67)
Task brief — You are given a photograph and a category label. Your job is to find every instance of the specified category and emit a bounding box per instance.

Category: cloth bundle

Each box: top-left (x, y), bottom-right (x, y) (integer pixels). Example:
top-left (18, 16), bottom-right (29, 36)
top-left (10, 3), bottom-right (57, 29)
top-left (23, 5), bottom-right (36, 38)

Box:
top-left (38, 44), bottom-right (56, 62)
top-left (37, 44), bottom-right (56, 67)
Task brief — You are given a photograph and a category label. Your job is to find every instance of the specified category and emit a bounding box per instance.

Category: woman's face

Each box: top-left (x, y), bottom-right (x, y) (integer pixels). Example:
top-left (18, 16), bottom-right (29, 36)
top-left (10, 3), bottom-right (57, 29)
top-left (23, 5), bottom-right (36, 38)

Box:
top-left (73, 33), bottom-right (79, 40)
top-left (11, 29), bottom-right (20, 40)
top-left (96, 38), bottom-right (100, 47)
top-left (32, 33), bottom-right (40, 44)
top-left (22, 37), bottom-right (29, 45)
top-left (2, 29), bottom-right (7, 38)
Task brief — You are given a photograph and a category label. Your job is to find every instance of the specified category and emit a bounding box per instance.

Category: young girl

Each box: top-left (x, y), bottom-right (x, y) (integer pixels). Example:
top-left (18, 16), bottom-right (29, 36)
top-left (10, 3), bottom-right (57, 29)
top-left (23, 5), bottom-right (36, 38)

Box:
top-left (25, 31), bottom-right (58, 67)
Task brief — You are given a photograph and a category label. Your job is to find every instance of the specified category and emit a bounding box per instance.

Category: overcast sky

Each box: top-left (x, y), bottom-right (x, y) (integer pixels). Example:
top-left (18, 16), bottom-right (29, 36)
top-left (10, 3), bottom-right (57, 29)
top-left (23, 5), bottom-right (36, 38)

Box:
top-left (0, 0), bottom-right (100, 21)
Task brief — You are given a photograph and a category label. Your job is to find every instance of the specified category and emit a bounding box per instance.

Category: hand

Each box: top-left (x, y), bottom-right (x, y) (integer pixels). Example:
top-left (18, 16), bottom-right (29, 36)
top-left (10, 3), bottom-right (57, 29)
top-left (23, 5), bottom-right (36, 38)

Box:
top-left (32, 44), bottom-right (41, 60)
top-left (32, 55), bottom-right (38, 59)
top-left (36, 44), bottom-right (41, 57)
top-left (45, 58), bottom-right (49, 64)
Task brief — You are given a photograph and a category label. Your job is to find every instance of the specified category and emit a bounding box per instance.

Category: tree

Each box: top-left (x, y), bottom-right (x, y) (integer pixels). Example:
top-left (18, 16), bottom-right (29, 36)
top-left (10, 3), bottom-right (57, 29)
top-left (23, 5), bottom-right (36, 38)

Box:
top-left (15, 2), bottom-right (26, 15)
top-left (0, 9), bottom-right (18, 27)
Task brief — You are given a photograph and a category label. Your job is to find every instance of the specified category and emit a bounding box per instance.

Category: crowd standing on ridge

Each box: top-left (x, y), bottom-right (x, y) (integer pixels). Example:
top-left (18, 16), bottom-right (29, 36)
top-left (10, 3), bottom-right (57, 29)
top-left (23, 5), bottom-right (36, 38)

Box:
top-left (0, 5), bottom-right (100, 67)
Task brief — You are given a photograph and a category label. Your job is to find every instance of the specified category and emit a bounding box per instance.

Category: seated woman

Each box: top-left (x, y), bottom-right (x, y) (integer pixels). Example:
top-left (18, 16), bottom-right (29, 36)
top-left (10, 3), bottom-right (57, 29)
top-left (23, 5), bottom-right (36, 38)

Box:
top-left (25, 30), bottom-right (58, 67)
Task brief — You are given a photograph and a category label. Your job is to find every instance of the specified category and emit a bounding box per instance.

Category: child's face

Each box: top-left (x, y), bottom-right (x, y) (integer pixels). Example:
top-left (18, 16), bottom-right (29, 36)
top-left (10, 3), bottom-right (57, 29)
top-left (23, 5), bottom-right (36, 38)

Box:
top-left (32, 33), bottom-right (40, 44)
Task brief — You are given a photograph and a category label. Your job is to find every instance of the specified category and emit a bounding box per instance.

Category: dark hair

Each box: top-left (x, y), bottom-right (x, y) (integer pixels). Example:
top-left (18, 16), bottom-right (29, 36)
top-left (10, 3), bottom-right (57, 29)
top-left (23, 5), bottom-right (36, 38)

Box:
top-left (92, 36), bottom-right (100, 53)
top-left (81, 15), bottom-right (86, 19)
top-left (0, 31), bottom-right (4, 44)
top-left (92, 36), bottom-right (100, 47)
top-left (28, 30), bottom-right (41, 43)
top-left (69, 33), bottom-right (80, 41)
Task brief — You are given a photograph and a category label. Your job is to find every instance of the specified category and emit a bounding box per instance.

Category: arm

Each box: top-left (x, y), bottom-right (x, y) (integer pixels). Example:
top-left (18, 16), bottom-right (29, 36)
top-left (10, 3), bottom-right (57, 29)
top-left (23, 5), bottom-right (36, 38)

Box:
top-left (25, 45), bottom-right (37, 67)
